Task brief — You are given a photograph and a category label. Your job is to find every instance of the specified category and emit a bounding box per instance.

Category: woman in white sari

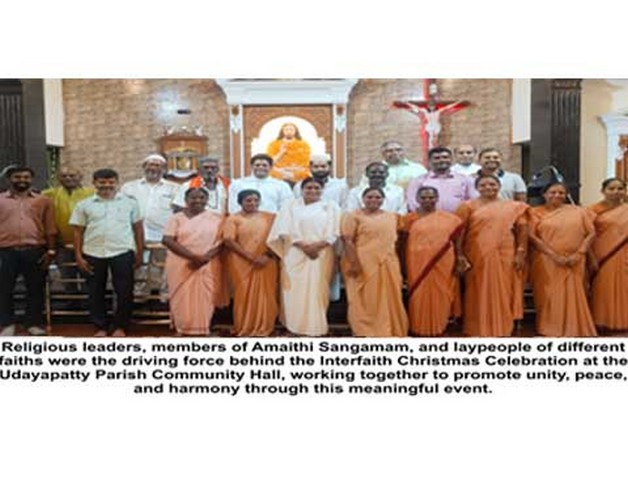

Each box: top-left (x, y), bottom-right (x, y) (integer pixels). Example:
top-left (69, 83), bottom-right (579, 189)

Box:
top-left (267, 177), bottom-right (341, 336)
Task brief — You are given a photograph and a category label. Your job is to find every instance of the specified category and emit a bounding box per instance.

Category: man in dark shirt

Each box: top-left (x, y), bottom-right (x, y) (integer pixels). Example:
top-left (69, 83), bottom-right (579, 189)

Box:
top-left (0, 166), bottom-right (57, 336)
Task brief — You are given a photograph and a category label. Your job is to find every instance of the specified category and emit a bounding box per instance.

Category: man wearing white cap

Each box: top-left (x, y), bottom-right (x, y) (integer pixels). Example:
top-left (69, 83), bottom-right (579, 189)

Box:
top-left (121, 154), bottom-right (180, 243)
top-left (293, 153), bottom-right (348, 207)
top-left (121, 154), bottom-right (180, 295)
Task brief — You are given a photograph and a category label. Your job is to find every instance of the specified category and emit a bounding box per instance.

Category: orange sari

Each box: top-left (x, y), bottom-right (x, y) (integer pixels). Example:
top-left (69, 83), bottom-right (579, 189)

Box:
top-left (529, 205), bottom-right (597, 337)
top-left (402, 211), bottom-right (463, 336)
top-left (588, 202), bottom-right (628, 330)
top-left (456, 200), bottom-right (528, 337)
top-left (223, 212), bottom-right (278, 336)
top-left (164, 211), bottom-right (225, 335)
top-left (341, 211), bottom-right (408, 337)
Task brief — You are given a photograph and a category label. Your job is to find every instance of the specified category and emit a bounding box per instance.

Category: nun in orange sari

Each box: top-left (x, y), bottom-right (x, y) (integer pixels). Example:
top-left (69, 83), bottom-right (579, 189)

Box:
top-left (162, 188), bottom-right (225, 336)
top-left (402, 186), bottom-right (463, 336)
top-left (529, 182), bottom-right (597, 337)
top-left (223, 189), bottom-right (278, 337)
top-left (588, 178), bottom-right (628, 331)
top-left (455, 175), bottom-right (528, 337)
top-left (341, 187), bottom-right (408, 337)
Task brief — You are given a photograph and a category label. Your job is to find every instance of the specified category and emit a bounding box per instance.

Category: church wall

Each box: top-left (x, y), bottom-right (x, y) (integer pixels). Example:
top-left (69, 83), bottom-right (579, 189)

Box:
top-left (346, 80), bottom-right (425, 184)
top-left (60, 79), bottom-right (518, 187)
top-left (580, 79), bottom-right (628, 205)
top-left (438, 79), bottom-right (521, 172)
top-left (346, 79), bottom-right (519, 185)
top-left (61, 79), bottom-right (230, 184)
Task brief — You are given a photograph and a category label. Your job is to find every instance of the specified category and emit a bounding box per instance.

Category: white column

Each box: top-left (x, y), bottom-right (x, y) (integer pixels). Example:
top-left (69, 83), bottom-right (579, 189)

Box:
top-left (44, 79), bottom-right (64, 146)
top-left (599, 113), bottom-right (628, 176)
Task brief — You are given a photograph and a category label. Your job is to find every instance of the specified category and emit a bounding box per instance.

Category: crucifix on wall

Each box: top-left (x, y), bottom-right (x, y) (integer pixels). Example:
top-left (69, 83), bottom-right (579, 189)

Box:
top-left (393, 79), bottom-right (470, 157)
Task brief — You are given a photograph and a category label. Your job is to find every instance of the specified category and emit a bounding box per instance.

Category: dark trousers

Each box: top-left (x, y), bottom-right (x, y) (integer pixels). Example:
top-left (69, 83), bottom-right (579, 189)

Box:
top-left (0, 247), bottom-right (47, 328)
top-left (84, 251), bottom-right (134, 331)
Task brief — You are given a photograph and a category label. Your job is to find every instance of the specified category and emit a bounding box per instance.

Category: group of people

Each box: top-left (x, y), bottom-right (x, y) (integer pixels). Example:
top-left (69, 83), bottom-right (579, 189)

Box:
top-left (0, 135), bottom-right (625, 339)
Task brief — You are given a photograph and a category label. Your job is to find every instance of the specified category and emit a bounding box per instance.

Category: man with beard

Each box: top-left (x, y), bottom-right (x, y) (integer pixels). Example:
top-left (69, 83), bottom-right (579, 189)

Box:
top-left (122, 155), bottom-right (180, 295)
top-left (172, 156), bottom-right (229, 215)
top-left (228, 154), bottom-right (293, 214)
top-left (0, 166), bottom-right (57, 336)
top-left (346, 162), bottom-right (407, 214)
top-left (42, 166), bottom-right (94, 292)
top-left (293, 154), bottom-right (348, 207)
top-left (70, 169), bottom-right (143, 337)
top-left (406, 147), bottom-right (477, 212)
top-left (475, 148), bottom-right (527, 201)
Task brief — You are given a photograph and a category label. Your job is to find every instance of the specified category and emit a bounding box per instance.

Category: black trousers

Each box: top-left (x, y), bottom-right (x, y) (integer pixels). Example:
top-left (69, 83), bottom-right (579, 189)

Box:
top-left (0, 247), bottom-right (47, 328)
top-left (84, 251), bottom-right (134, 331)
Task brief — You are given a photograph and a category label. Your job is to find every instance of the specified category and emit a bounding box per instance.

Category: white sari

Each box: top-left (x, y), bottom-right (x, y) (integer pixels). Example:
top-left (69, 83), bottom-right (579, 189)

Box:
top-left (267, 198), bottom-right (341, 336)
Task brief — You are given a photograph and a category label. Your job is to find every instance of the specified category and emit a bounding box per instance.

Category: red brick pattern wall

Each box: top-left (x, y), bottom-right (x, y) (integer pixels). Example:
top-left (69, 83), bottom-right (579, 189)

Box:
top-left (347, 79), bottom-right (426, 184)
top-left (61, 79), bottom-right (230, 183)
top-left (60, 79), bottom-right (518, 186)
top-left (346, 79), bottom-right (519, 184)
top-left (438, 79), bottom-right (521, 172)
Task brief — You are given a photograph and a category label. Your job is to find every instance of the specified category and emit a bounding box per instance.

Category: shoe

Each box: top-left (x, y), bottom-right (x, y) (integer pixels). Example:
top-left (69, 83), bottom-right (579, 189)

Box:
top-left (93, 329), bottom-right (108, 337)
top-left (0, 325), bottom-right (16, 336)
top-left (27, 326), bottom-right (47, 336)
top-left (110, 328), bottom-right (126, 337)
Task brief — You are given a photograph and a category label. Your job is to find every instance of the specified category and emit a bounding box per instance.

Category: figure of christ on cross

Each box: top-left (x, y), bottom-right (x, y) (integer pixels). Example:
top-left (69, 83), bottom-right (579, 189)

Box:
top-left (393, 79), bottom-right (470, 155)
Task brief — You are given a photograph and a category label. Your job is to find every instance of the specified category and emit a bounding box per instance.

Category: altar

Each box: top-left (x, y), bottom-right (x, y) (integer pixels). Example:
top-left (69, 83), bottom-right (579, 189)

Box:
top-left (216, 79), bottom-right (358, 179)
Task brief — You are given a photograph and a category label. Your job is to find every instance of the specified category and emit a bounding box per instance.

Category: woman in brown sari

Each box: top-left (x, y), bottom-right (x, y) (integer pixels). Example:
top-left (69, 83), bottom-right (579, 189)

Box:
top-left (588, 178), bottom-right (628, 331)
top-left (529, 182), bottom-right (597, 337)
top-left (223, 189), bottom-right (279, 336)
top-left (341, 187), bottom-right (408, 337)
top-left (402, 186), bottom-right (463, 336)
top-left (455, 175), bottom-right (528, 337)
top-left (162, 188), bottom-right (224, 336)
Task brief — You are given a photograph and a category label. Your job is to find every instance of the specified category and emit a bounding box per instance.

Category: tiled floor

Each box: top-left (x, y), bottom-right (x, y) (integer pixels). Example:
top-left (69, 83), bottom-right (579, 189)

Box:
top-left (9, 296), bottom-right (627, 338)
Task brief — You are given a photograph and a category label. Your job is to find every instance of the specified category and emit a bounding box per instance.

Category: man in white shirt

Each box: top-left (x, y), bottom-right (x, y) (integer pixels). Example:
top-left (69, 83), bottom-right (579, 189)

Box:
top-left (121, 154), bottom-right (179, 244)
top-left (476, 148), bottom-right (527, 201)
top-left (293, 153), bottom-right (348, 208)
top-left (70, 168), bottom-right (143, 337)
top-left (360, 140), bottom-right (427, 190)
top-left (121, 154), bottom-right (179, 296)
top-left (347, 162), bottom-right (407, 214)
top-left (229, 154), bottom-right (294, 214)
top-left (172, 156), bottom-right (229, 215)
top-left (451, 144), bottom-right (481, 175)
top-left (377, 140), bottom-right (427, 190)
